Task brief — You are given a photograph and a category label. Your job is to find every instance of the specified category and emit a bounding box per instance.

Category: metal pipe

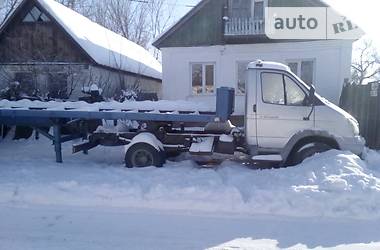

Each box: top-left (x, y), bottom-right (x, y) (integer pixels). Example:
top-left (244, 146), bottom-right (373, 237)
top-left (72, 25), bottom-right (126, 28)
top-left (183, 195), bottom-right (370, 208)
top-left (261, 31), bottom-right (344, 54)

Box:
top-left (53, 124), bottom-right (63, 163)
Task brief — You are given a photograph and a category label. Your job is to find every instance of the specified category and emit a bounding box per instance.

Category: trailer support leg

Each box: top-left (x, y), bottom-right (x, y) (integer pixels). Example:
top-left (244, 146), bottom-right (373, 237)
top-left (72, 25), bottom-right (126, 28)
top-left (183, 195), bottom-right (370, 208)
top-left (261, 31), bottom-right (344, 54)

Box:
top-left (53, 124), bottom-right (63, 163)
top-left (35, 130), bottom-right (39, 140)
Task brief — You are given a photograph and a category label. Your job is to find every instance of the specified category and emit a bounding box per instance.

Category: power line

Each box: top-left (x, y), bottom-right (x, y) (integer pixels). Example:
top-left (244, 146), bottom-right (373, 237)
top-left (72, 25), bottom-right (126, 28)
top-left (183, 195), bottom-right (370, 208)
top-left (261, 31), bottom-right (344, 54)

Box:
top-left (129, 0), bottom-right (196, 8)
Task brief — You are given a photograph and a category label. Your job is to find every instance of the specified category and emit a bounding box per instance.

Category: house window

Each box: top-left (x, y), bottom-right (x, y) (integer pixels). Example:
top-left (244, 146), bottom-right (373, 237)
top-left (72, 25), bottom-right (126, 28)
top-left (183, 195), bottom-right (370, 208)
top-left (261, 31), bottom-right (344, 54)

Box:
top-left (191, 63), bottom-right (215, 95)
top-left (229, 0), bottom-right (265, 19)
top-left (253, 1), bottom-right (264, 20)
top-left (287, 59), bottom-right (315, 85)
top-left (23, 6), bottom-right (50, 23)
top-left (237, 61), bottom-right (251, 95)
top-left (230, 0), bottom-right (252, 18)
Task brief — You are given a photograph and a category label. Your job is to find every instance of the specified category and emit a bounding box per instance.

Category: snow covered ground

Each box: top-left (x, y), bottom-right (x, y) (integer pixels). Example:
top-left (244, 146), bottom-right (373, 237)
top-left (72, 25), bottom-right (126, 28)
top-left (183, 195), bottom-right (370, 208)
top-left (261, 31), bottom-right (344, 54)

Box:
top-left (1, 134), bottom-right (380, 249)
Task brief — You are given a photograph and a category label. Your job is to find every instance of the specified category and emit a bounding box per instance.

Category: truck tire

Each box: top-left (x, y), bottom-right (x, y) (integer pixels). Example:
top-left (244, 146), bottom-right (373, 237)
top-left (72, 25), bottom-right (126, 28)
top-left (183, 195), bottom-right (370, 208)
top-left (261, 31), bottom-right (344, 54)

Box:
top-left (290, 142), bottom-right (333, 166)
top-left (125, 143), bottom-right (165, 168)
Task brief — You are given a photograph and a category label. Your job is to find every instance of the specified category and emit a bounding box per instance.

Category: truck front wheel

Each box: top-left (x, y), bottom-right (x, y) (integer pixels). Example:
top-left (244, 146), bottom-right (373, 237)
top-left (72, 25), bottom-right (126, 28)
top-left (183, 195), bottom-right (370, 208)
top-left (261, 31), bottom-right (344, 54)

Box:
top-left (290, 142), bottom-right (333, 166)
top-left (125, 143), bottom-right (165, 168)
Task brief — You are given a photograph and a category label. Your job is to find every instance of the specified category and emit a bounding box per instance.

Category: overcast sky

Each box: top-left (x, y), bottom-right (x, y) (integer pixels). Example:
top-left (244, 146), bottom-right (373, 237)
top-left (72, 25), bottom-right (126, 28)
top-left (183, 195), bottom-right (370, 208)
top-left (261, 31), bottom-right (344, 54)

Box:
top-left (173, 0), bottom-right (201, 20)
top-left (324, 0), bottom-right (380, 46)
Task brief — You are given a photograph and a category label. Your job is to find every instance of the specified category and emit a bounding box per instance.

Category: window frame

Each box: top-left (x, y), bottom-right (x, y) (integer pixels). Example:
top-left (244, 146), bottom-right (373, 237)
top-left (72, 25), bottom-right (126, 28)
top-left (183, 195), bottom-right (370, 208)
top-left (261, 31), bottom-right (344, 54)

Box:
top-left (284, 74), bottom-right (308, 106)
top-left (260, 71), bottom-right (308, 107)
top-left (286, 58), bottom-right (316, 86)
top-left (236, 60), bottom-right (251, 96)
top-left (228, 0), bottom-right (267, 19)
top-left (22, 6), bottom-right (51, 23)
top-left (252, 0), bottom-right (265, 20)
top-left (190, 62), bottom-right (216, 96)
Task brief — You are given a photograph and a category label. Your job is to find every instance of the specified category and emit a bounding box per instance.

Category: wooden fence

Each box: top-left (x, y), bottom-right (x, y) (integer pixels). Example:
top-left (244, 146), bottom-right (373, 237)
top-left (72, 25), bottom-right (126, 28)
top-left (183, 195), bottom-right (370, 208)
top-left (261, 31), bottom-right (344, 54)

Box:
top-left (340, 81), bottom-right (380, 149)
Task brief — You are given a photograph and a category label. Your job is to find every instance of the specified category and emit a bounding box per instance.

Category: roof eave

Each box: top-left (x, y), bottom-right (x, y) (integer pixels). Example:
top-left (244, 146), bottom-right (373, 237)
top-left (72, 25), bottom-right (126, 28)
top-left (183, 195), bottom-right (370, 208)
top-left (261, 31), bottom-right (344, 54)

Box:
top-left (0, 0), bottom-right (28, 35)
top-left (93, 63), bottom-right (162, 82)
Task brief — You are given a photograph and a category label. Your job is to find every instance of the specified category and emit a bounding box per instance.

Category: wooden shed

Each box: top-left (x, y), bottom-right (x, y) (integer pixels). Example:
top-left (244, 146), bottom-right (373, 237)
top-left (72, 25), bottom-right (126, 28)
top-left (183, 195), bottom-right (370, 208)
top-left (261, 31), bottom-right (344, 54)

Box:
top-left (0, 0), bottom-right (162, 100)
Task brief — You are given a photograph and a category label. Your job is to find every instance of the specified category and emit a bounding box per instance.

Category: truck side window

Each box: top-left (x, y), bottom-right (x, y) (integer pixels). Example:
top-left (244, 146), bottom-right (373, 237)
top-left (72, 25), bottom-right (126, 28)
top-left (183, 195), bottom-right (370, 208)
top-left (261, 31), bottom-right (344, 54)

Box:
top-left (261, 73), bottom-right (285, 105)
top-left (284, 76), bottom-right (306, 106)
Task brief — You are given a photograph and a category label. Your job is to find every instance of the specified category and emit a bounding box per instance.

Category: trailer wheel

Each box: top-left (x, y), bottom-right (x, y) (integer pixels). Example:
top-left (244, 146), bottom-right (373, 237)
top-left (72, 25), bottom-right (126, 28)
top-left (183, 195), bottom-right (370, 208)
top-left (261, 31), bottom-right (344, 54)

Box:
top-left (290, 142), bottom-right (333, 166)
top-left (125, 143), bottom-right (165, 168)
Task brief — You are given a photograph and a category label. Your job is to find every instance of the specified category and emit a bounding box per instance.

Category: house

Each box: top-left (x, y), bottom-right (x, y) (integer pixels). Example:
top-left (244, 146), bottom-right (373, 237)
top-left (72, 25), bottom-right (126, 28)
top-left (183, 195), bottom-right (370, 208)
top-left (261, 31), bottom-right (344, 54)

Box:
top-left (153, 0), bottom-right (354, 114)
top-left (0, 0), bottom-right (162, 100)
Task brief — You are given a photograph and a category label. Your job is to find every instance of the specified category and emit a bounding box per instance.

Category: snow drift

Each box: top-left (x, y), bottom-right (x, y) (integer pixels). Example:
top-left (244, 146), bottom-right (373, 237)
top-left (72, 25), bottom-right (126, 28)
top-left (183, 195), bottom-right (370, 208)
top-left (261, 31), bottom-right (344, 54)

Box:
top-left (0, 136), bottom-right (380, 219)
top-left (208, 238), bottom-right (380, 250)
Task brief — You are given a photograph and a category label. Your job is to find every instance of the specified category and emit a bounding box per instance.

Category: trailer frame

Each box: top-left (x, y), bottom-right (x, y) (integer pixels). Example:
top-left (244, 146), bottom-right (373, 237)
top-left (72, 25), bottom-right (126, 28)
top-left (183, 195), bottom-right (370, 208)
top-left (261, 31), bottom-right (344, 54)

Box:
top-left (0, 88), bottom-right (236, 164)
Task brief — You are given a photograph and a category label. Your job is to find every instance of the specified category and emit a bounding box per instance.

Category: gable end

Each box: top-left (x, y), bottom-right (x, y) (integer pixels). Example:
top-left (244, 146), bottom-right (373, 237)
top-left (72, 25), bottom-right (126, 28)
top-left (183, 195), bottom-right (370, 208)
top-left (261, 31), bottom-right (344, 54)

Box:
top-left (0, 0), bottom-right (95, 64)
top-left (154, 0), bottom-right (330, 48)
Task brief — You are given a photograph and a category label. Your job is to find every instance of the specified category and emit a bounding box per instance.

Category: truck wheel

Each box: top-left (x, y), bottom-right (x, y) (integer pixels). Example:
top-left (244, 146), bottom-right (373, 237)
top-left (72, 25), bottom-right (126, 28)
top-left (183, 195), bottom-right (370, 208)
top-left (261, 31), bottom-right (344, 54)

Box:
top-left (125, 143), bottom-right (165, 168)
top-left (291, 142), bottom-right (333, 166)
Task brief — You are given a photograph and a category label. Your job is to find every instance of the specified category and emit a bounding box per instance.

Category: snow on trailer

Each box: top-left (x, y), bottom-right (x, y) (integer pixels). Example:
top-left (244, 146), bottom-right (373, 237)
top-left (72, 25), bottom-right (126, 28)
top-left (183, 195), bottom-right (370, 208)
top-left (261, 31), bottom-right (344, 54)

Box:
top-left (0, 88), bottom-right (236, 166)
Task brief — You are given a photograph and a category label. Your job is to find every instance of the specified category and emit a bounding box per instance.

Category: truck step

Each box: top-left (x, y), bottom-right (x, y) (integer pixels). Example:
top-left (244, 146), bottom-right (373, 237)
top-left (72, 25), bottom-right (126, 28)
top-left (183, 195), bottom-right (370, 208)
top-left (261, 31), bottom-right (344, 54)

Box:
top-left (252, 154), bottom-right (283, 162)
top-left (190, 137), bottom-right (215, 155)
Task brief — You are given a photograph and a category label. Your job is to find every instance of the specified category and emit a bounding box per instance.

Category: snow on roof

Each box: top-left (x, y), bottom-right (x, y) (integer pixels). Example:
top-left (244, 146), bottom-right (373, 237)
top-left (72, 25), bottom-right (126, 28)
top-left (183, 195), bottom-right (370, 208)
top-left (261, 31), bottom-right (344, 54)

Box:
top-left (37, 0), bottom-right (162, 80)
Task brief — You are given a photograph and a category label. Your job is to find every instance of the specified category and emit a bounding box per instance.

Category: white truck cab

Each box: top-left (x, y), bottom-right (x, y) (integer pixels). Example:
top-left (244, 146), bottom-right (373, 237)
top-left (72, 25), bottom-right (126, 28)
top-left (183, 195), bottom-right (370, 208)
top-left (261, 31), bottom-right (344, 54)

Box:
top-left (245, 60), bottom-right (365, 165)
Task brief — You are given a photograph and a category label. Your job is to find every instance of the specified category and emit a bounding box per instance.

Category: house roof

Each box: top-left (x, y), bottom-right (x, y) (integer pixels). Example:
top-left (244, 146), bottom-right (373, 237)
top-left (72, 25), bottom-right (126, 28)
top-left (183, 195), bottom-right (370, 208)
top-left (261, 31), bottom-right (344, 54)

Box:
top-left (152, 0), bottom-right (212, 49)
top-left (0, 0), bottom-right (162, 80)
top-left (153, 0), bottom-right (330, 49)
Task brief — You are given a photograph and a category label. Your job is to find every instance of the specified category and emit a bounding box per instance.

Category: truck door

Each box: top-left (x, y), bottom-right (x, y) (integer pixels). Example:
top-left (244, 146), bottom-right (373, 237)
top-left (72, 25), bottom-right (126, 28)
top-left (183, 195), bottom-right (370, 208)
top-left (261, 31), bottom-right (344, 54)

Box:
top-left (256, 70), bottom-right (314, 149)
top-left (245, 69), bottom-right (258, 148)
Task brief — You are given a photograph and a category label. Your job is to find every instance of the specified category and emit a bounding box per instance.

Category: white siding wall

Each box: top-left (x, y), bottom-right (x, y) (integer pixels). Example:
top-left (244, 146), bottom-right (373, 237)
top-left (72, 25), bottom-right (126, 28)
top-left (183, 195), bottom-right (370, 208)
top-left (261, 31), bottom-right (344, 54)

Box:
top-left (161, 40), bottom-right (353, 114)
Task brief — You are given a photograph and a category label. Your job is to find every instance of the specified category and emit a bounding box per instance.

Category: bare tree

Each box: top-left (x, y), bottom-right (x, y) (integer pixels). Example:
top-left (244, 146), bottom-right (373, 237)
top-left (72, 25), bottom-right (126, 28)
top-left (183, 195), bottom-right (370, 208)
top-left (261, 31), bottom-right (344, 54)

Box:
top-left (148, 0), bottom-right (177, 58)
top-left (90, 0), bottom-right (150, 48)
top-left (1, 0), bottom-right (177, 49)
top-left (56, 0), bottom-right (93, 17)
top-left (352, 39), bottom-right (380, 85)
top-left (88, 0), bottom-right (176, 49)
top-left (0, 0), bottom-right (20, 25)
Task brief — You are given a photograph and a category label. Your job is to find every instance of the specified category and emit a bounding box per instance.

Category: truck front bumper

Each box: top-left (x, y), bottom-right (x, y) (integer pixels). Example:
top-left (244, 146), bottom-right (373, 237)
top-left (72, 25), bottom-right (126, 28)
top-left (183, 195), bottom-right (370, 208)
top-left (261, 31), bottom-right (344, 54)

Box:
top-left (337, 136), bottom-right (366, 156)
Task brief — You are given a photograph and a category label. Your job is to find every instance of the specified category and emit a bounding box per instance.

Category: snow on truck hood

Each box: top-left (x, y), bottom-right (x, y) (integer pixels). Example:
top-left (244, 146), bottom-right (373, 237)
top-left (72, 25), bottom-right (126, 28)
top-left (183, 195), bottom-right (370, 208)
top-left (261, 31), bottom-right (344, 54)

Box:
top-left (319, 96), bottom-right (357, 121)
top-left (36, 0), bottom-right (162, 80)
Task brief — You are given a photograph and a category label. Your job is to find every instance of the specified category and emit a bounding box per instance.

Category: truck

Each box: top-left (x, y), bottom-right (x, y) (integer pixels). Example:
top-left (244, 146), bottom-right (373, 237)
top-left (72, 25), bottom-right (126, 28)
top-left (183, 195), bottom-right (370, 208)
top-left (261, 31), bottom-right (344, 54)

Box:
top-left (0, 60), bottom-right (365, 168)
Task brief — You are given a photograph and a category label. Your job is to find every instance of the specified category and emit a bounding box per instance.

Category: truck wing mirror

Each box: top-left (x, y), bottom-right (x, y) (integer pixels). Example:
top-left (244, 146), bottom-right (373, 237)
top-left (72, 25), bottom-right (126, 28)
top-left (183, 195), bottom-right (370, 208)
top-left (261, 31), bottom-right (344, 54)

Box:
top-left (303, 85), bottom-right (316, 121)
